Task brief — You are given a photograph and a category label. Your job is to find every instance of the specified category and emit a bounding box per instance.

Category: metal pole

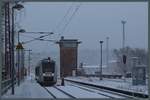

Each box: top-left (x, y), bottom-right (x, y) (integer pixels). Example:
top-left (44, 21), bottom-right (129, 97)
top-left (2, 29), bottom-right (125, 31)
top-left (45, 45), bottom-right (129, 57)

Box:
top-left (28, 50), bottom-right (30, 76)
top-left (17, 49), bottom-right (20, 86)
top-left (122, 21), bottom-right (126, 49)
top-left (147, 1), bottom-right (150, 100)
top-left (18, 31), bottom-right (19, 43)
top-left (11, 7), bottom-right (15, 95)
top-left (100, 43), bottom-right (102, 80)
top-left (28, 50), bottom-right (31, 76)
top-left (106, 37), bottom-right (109, 68)
top-left (122, 20), bottom-right (126, 80)
top-left (22, 49), bottom-right (25, 80)
top-left (100, 41), bottom-right (103, 80)
top-left (17, 31), bottom-right (20, 86)
top-left (0, 1), bottom-right (3, 97)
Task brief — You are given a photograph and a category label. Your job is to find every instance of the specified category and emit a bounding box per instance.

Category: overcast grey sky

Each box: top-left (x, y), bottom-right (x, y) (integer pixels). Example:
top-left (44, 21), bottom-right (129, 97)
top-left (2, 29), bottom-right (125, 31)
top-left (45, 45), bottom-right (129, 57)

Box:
top-left (16, 2), bottom-right (148, 53)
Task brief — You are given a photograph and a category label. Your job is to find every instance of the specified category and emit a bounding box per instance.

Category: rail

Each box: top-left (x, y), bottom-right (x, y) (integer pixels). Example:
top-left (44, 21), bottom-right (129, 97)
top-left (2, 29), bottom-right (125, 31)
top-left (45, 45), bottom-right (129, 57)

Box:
top-left (53, 86), bottom-right (77, 99)
top-left (65, 78), bottom-right (149, 98)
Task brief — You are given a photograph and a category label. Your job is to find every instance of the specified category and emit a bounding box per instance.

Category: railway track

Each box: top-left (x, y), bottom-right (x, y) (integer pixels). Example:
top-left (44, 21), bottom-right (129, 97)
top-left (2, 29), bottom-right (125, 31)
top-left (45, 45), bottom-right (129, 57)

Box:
top-left (53, 86), bottom-right (77, 99)
top-left (65, 79), bottom-right (144, 99)
top-left (43, 84), bottom-right (132, 99)
top-left (68, 83), bottom-right (124, 99)
top-left (43, 86), bottom-right (77, 99)
top-left (44, 86), bottom-right (57, 99)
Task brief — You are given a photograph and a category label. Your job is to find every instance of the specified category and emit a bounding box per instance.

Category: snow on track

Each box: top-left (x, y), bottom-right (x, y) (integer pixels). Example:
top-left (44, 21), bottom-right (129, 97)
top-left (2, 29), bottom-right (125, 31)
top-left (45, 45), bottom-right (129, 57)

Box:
top-left (65, 77), bottom-right (148, 95)
top-left (57, 86), bottom-right (109, 98)
top-left (45, 87), bottom-right (71, 98)
top-left (67, 82), bottom-right (125, 99)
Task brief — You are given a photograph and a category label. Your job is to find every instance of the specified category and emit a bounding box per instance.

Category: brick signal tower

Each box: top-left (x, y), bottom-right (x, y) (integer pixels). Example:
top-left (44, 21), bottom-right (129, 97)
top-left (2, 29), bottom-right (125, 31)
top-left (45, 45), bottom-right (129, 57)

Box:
top-left (56, 36), bottom-right (81, 78)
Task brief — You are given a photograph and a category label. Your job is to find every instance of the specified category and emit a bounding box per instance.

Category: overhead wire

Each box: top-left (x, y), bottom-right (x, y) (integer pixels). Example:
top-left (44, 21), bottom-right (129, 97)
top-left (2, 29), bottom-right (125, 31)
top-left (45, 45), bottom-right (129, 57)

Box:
top-left (52, 2), bottom-right (74, 33)
top-left (21, 36), bottom-right (48, 44)
top-left (20, 34), bottom-right (36, 38)
top-left (20, 34), bottom-right (57, 44)
top-left (58, 3), bottom-right (82, 37)
top-left (20, 2), bottom-right (82, 44)
top-left (34, 2), bottom-right (79, 39)
top-left (20, 3), bottom-right (74, 44)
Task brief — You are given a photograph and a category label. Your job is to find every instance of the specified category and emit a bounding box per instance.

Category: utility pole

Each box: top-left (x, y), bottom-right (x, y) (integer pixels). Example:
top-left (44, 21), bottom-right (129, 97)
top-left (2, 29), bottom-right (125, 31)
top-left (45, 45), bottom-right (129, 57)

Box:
top-left (25, 49), bottom-right (32, 76)
top-left (121, 20), bottom-right (127, 80)
top-left (16, 43), bottom-right (24, 86)
top-left (122, 20), bottom-right (126, 49)
top-left (17, 48), bottom-right (20, 86)
top-left (4, 2), bottom-right (11, 80)
top-left (11, 3), bottom-right (24, 95)
top-left (0, 0), bottom-right (3, 97)
top-left (11, 6), bottom-right (15, 95)
top-left (106, 37), bottom-right (109, 68)
top-left (28, 50), bottom-right (31, 76)
top-left (100, 41), bottom-right (103, 80)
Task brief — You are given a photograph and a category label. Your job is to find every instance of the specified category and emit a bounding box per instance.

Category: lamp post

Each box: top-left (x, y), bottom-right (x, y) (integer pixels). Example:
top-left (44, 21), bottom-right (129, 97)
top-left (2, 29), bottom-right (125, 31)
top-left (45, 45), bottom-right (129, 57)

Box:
top-left (106, 37), bottom-right (109, 68)
top-left (16, 43), bottom-right (24, 86)
top-left (100, 41), bottom-right (103, 80)
top-left (17, 29), bottom-right (25, 86)
top-left (121, 20), bottom-right (127, 80)
top-left (121, 20), bottom-right (126, 50)
top-left (11, 3), bottom-right (24, 94)
top-left (0, 0), bottom-right (3, 97)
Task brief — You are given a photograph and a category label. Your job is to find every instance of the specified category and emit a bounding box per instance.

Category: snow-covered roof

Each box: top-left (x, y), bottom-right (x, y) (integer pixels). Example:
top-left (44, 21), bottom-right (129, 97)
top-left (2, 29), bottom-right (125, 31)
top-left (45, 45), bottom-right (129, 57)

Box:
top-left (81, 62), bottom-right (122, 75)
top-left (83, 65), bottom-right (107, 68)
top-left (109, 60), bottom-right (118, 63)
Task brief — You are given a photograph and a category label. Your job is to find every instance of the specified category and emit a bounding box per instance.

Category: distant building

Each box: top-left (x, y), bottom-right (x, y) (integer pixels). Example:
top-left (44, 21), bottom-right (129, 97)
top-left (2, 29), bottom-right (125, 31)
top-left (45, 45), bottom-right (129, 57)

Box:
top-left (56, 36), bottom-right (81, 77)
top-left (78, 60), bottom-right (122, 78)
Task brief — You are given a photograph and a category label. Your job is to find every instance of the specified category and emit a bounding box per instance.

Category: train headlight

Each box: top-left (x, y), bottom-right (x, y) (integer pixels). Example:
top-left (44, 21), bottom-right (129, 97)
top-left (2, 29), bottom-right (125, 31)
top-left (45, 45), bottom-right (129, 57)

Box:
top-left (43, 73), bottom-right (46, 76)
top-left (43, 72), bottom-right (53, 76)
top-left (52, 73), bottom-right (54, 76)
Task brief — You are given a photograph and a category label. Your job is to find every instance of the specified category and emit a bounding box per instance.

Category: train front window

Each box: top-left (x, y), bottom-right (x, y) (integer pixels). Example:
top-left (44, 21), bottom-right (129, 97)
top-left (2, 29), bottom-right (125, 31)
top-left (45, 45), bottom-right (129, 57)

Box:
top-left (42, 62), bottom-right (54, 73)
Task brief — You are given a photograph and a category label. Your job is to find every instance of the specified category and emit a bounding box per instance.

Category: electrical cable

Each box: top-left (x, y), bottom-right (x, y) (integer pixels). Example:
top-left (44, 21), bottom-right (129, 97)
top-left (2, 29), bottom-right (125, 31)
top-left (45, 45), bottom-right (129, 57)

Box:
top-left (52, 2), bottom-right (74, 33)
top-left (20, 3), bottom-right (81, 44)
top-left (19, 3), bottom-right (74, 44)
top-left (59, 3), bottom-right (82, 36)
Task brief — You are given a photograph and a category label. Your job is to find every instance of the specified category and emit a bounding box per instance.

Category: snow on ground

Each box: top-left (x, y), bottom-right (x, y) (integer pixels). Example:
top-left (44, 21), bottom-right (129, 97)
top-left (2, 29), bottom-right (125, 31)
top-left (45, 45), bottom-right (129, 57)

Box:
top-left (65, 76), bottom-right (148, 95)
top-left (2, 75), bottom-right (53, 98)
top-left (65, 82), bottom-right (125, 98)
top-left (57, 86), bottom-right (109, 98)
top-left (45, 87), bottom-right (70, 98)
top-left (2, 74), bottom-right (148, 98)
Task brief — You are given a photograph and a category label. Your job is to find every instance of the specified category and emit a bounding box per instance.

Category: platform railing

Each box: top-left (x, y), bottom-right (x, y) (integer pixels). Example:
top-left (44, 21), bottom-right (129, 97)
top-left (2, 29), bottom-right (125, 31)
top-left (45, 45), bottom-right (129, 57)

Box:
top-left (1, 78), bottom-right (17, 95)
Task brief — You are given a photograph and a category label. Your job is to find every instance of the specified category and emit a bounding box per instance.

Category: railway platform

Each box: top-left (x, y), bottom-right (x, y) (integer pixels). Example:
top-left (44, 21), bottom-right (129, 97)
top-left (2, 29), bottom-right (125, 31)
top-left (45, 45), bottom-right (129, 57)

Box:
top-left (2, 75), bottom-right (53, 98)
top-left (1, 75), bottom-right (148, 99)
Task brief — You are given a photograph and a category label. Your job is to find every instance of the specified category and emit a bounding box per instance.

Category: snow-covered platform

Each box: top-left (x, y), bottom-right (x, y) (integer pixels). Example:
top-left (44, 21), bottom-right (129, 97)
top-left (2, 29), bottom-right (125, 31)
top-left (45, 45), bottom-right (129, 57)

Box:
top-left (1, 76), bottom-right (125, 99)
top-left (65, 77), bottom-right (148, 97)
top-left (2, 76), bottom-right (148, 99)
top-left (2, 76), bottom-right (53, 98)
top-left (1, 76), bottom-right (115, 99)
